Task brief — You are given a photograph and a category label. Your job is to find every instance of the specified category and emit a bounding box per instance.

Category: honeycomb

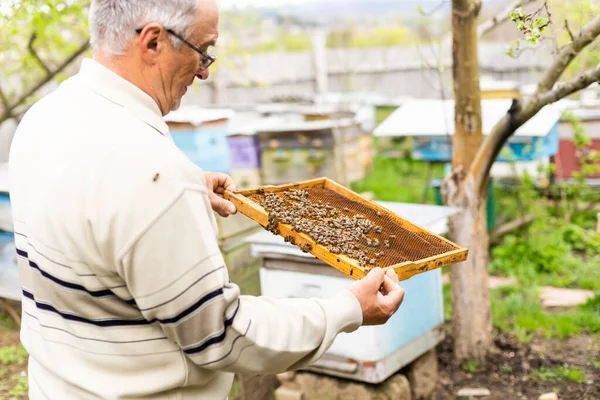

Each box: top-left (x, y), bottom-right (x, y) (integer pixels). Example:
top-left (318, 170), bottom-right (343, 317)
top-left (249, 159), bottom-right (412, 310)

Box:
top-left (249, 187), bottom-right (457, 268)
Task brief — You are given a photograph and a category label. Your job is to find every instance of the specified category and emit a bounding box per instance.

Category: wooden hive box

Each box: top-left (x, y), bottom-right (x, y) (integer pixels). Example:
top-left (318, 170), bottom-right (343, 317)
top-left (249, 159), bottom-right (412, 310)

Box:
top-left (224, 177), bottom-right (467, 281)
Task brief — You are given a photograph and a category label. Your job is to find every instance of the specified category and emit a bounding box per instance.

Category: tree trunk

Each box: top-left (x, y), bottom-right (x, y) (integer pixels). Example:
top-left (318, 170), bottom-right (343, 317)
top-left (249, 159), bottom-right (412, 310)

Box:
top-left (447, 0), bottom-right (492, 360)
top-left (445, 177), bottom-right (492, 360)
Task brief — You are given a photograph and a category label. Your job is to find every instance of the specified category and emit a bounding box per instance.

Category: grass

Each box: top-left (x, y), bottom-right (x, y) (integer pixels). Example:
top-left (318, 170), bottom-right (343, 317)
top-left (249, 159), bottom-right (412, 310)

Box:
top-left (489, 221), bottom-right (600, 293)
top-left (0, 313), bottom-right (19, 331)
top-left (443, 281), bottom-right (452, 321)
top-left (8, 372), bottom-right (28, 397)
top-left (538, 258), bottom-right (600, 292)
top-left (443, 284), bottom-right (600, 341)
top-left (500, 364), bottom-right (513, 374)
top-left (531, 366), bottom-right (586, 383)
top-left (228, 377), bottom-right (241, 400)
top-left (461, 359), bottom-right (480, 373)
top-left (0, 343), bottom-right (28, 400)
top-left (0, 346), bottom-right (28, 366)
top-left (492, 286), bottom-right (600, 340)
top-left (351, 156), bottom-right (445, 204)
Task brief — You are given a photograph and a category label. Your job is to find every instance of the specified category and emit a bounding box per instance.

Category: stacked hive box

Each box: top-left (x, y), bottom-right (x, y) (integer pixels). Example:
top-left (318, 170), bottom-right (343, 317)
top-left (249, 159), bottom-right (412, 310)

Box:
top-left (165, 107), bottom-right (234, 174)
top-left (0, 166), bottom-right (18, 301)
top-left (258, 118), bottom-right (372, 187)
top-left (226, 134), bottom-right (262, 190)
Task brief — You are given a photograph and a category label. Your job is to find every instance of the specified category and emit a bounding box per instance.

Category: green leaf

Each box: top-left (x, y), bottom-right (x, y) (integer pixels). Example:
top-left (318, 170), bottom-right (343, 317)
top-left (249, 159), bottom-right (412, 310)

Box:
top-left (536, 17), bottom-right (549, 28)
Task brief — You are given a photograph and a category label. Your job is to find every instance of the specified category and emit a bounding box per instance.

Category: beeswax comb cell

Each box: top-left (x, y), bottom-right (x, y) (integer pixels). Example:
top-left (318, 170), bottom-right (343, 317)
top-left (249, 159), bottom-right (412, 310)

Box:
top-left (224, 177), bottom-right (468, 281)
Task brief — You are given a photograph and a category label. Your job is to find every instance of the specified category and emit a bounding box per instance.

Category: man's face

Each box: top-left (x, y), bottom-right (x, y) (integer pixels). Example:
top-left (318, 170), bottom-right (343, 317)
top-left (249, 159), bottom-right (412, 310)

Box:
top-left (158, 0), bottom-right (218, 112)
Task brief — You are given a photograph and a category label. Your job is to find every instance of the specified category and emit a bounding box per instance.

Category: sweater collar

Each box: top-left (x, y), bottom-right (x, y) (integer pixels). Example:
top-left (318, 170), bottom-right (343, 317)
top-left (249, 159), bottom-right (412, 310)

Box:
top-left (77, 58), bottom-right (169, 136)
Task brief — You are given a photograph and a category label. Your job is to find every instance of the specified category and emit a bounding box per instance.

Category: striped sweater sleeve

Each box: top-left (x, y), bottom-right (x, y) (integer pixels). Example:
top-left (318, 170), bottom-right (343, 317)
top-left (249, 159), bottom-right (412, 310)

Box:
top-left (116, 185), bottom-right (363, 374)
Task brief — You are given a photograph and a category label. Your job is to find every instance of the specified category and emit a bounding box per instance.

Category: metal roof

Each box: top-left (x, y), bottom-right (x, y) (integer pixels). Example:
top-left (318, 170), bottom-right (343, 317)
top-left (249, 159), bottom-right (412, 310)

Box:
top-left (164, 106), bottom-right (235, 126)
top-left (374, 98), bottom-right (570, 138)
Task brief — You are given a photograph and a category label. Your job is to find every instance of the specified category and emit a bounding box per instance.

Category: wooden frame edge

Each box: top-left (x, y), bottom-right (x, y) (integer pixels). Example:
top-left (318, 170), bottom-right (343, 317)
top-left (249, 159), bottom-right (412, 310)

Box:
top-left (384, 248), bottom-right (468, 281)
top-left (225, 177), bottom-right (469, 282)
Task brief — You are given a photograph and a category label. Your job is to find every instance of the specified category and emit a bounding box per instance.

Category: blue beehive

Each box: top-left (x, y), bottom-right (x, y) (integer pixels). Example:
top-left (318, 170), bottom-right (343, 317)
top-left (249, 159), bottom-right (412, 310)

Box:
top-left (0, 186), bottom-right (19, 301)
top-left (165, 107), bottom-right (234, 173)
top-left (247, 201), bottom-right (459, 384)
top-left (170, 125), bottom-right (231, 173)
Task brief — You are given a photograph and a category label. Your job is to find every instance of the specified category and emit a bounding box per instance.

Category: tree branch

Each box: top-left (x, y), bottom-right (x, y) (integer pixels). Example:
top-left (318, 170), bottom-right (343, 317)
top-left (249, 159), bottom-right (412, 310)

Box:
top-left (0, 40), bottom-right (90, 125)
top-left (535, 62), bottom-right (600, 105)
top-left (418, 0), bottom-right (450, 17)
top-left (28, 33), bottom-right (50, 75)
top-left (470, 63), bottom-right (600, 193)
top-left (469, 14), bottom-right (600, 194)
top-left (0, 85), bottom-right (12, 118)
top-left (477, 0), bottom-right (537, 39)
top-left (564, 19), bottom-right (574, 42)
top-left (536, 14), bottom-right (600, 94)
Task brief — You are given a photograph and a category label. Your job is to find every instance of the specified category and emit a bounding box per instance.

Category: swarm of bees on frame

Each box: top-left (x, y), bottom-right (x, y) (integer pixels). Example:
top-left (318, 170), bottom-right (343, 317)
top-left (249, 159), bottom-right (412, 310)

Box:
top-left (258, 189), bottom-right (397, 267)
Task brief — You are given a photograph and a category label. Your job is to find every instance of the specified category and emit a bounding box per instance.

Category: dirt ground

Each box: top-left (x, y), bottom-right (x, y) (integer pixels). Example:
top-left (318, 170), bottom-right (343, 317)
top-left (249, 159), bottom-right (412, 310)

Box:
top-left (433, 325), bottom-right (600, 400)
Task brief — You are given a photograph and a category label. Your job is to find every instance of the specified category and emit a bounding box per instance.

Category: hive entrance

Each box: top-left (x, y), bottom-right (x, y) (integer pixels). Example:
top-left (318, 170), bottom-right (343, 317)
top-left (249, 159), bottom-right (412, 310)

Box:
top-left (249, 187), bottom-right (456, 269)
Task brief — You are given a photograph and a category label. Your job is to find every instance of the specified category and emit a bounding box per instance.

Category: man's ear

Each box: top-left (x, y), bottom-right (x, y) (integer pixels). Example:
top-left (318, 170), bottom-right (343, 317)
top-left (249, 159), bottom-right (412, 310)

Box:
top-left (137, 23), bottom-right (165, 62)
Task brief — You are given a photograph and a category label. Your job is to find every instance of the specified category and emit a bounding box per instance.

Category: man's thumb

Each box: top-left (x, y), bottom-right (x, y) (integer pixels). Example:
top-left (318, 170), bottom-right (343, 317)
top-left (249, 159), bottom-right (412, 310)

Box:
top-left (210, 192), bottom-right (236, 216)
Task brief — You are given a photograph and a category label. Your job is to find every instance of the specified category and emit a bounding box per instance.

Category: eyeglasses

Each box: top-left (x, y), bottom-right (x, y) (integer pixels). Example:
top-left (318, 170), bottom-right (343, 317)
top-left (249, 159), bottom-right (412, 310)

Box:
top-left (135, 27), bottom-right (216, 71)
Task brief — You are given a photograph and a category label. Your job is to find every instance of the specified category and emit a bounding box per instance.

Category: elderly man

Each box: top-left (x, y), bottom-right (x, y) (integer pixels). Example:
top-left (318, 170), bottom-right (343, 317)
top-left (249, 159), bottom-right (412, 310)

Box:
top-left (8, 0), bottom-right (404, 399)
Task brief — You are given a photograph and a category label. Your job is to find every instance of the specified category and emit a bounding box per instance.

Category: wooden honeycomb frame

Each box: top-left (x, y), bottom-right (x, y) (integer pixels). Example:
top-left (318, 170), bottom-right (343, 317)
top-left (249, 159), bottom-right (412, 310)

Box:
top-left (224, 177), bottom-right (468, 281)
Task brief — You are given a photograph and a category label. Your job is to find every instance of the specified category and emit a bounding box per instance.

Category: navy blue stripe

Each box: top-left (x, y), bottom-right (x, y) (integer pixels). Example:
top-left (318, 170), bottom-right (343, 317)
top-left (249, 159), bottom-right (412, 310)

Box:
top-left (15, 233), bottom-right (97, 276)
top-left (184, 299), bottom-right (240, 355)
top-left (224, 300), bottom-right (240, 327)
top-left (197, 320), bottom-right (251, 367)
top-left (23, 284), bottom-right (228, 329)
top-left (140, 265), bottom-right (224, 311)
top-left (22, 289), bottom-right (150, 327)
top-left (23, 311), bottom-right (168, 344)
top-left (17, 247), bottom-right (137, 306)
top-left (157, 287), bottom-right (224, 325)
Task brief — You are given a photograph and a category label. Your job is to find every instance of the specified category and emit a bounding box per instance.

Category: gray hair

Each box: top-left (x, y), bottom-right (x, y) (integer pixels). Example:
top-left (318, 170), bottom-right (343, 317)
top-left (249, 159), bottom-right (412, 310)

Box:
top-left (89, 0), bottom-right (199, 56)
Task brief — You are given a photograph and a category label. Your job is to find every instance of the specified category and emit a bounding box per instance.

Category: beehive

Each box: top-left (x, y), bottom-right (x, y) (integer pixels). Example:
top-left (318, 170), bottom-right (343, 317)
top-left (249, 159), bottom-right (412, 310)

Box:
top-left (224, 178), bottom-right (467, 281)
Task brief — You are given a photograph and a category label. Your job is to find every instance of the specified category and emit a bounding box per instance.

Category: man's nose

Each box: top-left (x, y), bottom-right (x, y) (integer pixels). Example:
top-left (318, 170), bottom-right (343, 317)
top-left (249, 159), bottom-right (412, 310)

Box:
top-left (196, 67), bottom-right (210, 80)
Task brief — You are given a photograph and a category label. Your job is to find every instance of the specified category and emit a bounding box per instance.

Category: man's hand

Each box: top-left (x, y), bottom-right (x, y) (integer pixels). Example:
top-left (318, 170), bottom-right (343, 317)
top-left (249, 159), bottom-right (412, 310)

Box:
top-left (204, 172), bottom-right (237, 218)
top-left (348, 268), bottom-right (405, 326)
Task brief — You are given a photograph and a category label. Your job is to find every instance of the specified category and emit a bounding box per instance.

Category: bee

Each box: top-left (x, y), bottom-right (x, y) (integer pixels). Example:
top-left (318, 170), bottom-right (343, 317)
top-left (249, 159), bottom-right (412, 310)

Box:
top-left (152, 173), bottom-right (160, 182)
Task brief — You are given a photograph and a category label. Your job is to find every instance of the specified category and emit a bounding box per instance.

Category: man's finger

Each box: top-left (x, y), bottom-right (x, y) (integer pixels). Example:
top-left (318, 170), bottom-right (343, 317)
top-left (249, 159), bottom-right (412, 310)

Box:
top-left (381, 275), bottom-right (402, 294)
top-left (385, 268), bottom-right (399, 284)
top-left (214, 173), bottom-right (236, 192)
top-left (362, 267), bottom-right (385, 291)
top-left (384, 285), bottom-right (405, 313)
